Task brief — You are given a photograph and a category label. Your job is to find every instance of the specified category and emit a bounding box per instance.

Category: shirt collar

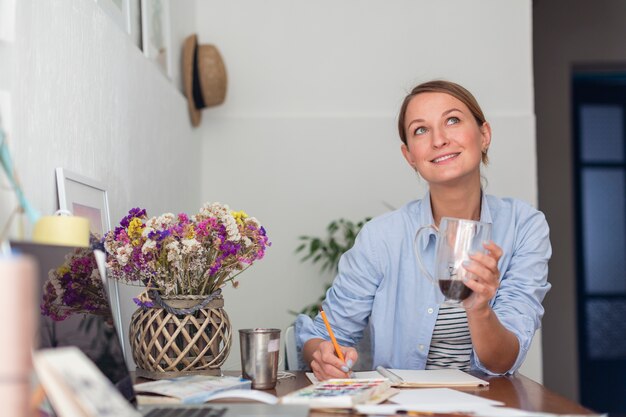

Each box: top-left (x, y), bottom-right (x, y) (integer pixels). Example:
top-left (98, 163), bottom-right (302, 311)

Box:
top-left (417, 191), bottom-right (436, 251)
top-left (479, 191), bottom-right (493, 224)
top-left (417, 189), bottom-right (492, 250)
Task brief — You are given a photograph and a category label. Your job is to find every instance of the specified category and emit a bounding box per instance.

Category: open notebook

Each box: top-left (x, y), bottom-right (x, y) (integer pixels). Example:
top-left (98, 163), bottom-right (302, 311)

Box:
top-left (307, 368), bottom-right (489, 388)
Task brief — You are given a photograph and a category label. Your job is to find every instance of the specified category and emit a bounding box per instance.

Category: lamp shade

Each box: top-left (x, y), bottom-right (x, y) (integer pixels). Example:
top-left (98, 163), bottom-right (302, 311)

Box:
top-left (33, 215), bottom-right (90, 247)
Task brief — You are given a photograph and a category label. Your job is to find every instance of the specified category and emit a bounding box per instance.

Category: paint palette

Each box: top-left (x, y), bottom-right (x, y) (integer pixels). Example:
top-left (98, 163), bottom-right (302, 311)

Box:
top-left (281, 378), bottom-right (392, 408)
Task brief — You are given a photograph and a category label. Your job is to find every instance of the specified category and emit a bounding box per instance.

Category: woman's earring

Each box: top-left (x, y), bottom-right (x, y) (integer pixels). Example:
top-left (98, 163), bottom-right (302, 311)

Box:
top-left (481, 148), bottom-right (489, 165)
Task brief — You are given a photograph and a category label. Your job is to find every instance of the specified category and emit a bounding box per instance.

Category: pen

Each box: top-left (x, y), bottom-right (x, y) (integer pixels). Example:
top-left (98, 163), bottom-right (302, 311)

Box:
top-left (319, 307), bottom-right (346, 363)
top-left (375, 365), bottom-right (404, 383)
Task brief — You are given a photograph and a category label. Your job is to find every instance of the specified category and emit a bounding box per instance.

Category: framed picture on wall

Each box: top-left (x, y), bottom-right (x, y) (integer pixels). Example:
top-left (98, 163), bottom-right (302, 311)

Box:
top-left (55, 168), bottom-right (111, 239)
top-left (141, 0), bottom-right (172, 78)
top-left (95, 0), bottom-right (132, 35)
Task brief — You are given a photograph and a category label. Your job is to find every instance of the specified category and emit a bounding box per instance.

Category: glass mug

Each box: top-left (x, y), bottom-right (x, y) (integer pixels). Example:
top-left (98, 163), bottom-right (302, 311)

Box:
top-left (415, 217), bottom-right (492, 306)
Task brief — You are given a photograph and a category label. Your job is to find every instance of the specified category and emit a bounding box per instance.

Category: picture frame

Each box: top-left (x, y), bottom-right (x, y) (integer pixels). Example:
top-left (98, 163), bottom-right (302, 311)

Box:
top-left (55, 168), bottom-right (111, 238)
top-left (141, 0), bottom-right (172, 78)
top-left (128, 0), bottom-right (142, 49)
top-left (55, 168), bottom-right (126, 360)
top-left (0, 0), bottom-right (16, 43)
top-left (95, 0), bottom-right (131, 36)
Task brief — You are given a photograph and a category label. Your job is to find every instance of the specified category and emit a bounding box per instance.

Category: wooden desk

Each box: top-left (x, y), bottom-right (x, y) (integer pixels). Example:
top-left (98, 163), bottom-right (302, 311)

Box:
top-left (265, 371), bottom-right (595, 416)
top-left (136, 371), bottom-right (595, 415)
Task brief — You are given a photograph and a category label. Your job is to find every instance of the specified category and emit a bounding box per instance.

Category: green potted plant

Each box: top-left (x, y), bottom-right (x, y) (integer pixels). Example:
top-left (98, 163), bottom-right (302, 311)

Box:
top-left (293, 217), bottom-right (371, 317)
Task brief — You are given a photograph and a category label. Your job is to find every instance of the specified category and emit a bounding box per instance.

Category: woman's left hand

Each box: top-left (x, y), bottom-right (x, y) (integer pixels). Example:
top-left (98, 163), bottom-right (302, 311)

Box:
top-left (462, 240), bottom-right (503, 311)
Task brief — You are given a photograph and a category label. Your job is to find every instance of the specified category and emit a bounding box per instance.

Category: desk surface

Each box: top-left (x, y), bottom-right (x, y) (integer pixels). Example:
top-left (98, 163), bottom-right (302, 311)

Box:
top-left (137, 371), bottom-right (594, 415)
top-left (266, 371), bottom-right (594, 416)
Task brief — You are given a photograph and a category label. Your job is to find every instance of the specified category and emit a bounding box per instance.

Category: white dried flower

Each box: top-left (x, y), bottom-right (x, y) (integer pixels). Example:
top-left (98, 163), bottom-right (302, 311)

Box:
top-left (158, 213), bottom-right (176, 227)
top-left (49, 271), bottom-right (64, 297)
top-left (166, 241), bottom-right (182, 266)
top-left (247, 217), bottom-right (260, 227)
top-left (142, 239), bottom-right (157, 254)
top-left (182, 238), bottom-right (199, 248)
top-left (115, 245), bottom-right (132, 266)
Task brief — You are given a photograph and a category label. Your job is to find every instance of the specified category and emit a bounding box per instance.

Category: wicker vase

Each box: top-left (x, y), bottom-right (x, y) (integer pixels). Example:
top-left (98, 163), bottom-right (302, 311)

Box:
top-left (129, 293), bottom-right (232, 380)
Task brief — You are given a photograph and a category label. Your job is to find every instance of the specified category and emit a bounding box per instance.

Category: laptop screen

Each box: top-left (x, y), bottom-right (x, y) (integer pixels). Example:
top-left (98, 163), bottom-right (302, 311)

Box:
top-left (9, 241), bottom-right (136, 404)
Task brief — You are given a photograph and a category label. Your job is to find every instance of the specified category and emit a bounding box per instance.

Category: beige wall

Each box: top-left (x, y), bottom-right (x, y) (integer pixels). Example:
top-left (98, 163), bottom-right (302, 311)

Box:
top-left (534, 0), bottom-right (626, 401)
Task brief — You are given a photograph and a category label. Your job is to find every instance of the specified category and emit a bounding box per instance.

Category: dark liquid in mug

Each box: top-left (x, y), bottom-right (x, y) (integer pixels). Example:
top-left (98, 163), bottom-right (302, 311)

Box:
top-left (439, 279), bottom-right (472, 301)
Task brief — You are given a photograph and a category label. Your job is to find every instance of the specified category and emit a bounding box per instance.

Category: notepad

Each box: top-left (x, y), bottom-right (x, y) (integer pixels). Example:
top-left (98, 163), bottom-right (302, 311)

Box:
top-left (306, 369), bottom-right (489, 388)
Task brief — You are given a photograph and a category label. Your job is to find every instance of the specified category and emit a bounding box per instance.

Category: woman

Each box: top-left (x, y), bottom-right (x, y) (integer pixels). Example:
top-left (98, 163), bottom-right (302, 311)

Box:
top-left (295, 80), bottom-right (551, 380)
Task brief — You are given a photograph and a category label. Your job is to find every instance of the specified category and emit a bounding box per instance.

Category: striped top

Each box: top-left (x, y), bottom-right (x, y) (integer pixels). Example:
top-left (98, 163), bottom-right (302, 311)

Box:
top-left (425, 305), bottom-right (472, 370)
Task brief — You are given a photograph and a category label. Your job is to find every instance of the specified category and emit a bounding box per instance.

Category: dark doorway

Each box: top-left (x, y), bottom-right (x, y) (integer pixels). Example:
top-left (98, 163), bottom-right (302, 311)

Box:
top-left (572, 71), bottom-right (626, 415)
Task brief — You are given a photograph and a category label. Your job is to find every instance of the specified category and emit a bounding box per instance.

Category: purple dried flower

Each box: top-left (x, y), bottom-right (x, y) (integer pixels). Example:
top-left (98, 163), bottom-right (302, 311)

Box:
top-left (219, 241), bottom-right (240, 257)
top-left (148, 229), bottom-right (171, 241)
top-left (119, 207), bottom-right (147, 228)
top-left (40, 247), bottom-right (109, 321)
top-left (209, 260), bottom-right (223, 276)
top-left (133, 297), bottom-right (154, 308)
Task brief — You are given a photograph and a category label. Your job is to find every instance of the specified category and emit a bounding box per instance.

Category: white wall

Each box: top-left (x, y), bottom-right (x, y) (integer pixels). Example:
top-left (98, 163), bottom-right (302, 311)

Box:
top-left (0, 0), bottom-right (544, 381)
top-left (196, 0), bottom-right (544, 381)
top-left (0, 0), bottom-right (199, 366)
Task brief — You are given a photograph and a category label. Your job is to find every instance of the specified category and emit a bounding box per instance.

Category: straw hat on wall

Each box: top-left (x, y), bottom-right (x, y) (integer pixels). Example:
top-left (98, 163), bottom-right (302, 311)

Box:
top-left (182, 34), bottom-right (227, 127)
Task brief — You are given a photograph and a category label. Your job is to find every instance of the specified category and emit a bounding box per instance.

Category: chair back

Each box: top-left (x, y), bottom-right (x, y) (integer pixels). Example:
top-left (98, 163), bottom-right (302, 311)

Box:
top-left (284, 325), bottom-right (299, 370)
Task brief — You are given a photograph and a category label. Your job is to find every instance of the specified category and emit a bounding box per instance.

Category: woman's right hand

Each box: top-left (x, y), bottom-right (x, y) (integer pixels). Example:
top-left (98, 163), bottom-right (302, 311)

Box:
top-left (307, 339), bottom-right (358, 381)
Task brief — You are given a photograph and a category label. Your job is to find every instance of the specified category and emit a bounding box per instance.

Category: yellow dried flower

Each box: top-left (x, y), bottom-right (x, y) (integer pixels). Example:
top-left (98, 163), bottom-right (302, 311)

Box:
top-left (231, 210), bottom-right (248, 226)
top-left (128, 217), bottom-right (143, 246)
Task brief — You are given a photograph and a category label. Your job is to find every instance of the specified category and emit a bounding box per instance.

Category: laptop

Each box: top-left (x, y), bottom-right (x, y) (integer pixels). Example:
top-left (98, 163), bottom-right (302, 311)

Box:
top-left (10, 241), bottom-right (307, 417)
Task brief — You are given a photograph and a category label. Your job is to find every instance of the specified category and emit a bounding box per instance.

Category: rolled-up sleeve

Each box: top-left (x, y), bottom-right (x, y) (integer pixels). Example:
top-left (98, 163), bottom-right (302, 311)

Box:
top-left (295, 224), bottom-right (382, 361)
top-left (473, 208), bottom-right (552, 375)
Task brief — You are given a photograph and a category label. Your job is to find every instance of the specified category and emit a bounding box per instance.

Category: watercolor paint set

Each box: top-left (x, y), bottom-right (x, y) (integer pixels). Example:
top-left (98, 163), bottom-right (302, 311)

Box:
top-left (281, 378), bottom-right (393, 408)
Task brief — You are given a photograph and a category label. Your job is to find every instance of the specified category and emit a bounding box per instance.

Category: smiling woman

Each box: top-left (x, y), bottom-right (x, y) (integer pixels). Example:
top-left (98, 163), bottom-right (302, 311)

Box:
top-left (399, 81), bottom-right (490, 190)
top-left (400, 92), bottom-right (490, 198)
top-left (397, 82), bottom-right (492, 222)
top-left (296, 80), bottom-right (552, 382)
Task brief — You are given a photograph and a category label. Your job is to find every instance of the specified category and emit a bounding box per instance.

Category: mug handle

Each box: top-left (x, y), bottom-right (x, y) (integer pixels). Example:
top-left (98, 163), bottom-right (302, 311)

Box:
top-left (414, 224), bottom-right (437, 287)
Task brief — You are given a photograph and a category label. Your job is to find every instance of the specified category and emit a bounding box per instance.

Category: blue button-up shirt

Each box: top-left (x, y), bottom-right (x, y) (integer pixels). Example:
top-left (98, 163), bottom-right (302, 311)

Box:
top-left (296, 192), bottom-right (552, 375)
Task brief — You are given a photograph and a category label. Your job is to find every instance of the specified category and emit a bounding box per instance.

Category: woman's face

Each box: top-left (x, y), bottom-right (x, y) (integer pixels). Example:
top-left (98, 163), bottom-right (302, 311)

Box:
top-left (400, 92), bottom-right (491, 188)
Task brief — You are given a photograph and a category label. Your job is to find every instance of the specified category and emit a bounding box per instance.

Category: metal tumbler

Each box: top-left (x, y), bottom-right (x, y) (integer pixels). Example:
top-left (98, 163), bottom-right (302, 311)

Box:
top-left (239, 328), bottom-right (281, 389)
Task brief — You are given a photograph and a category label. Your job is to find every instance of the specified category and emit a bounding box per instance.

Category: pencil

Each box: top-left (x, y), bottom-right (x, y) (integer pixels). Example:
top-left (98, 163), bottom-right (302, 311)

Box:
top-left (320, 308), bottom-right (346, 363)
top-left (396, 411), bottom-right (474, 417)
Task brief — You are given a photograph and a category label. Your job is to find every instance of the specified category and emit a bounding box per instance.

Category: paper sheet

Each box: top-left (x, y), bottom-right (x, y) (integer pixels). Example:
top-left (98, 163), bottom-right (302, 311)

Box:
top-left (358, 391), bottom-right (607, 417)
top-left (355, 404), bottom-right (583, 416)
top-left (389, 387), bottom-right (503, 407)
